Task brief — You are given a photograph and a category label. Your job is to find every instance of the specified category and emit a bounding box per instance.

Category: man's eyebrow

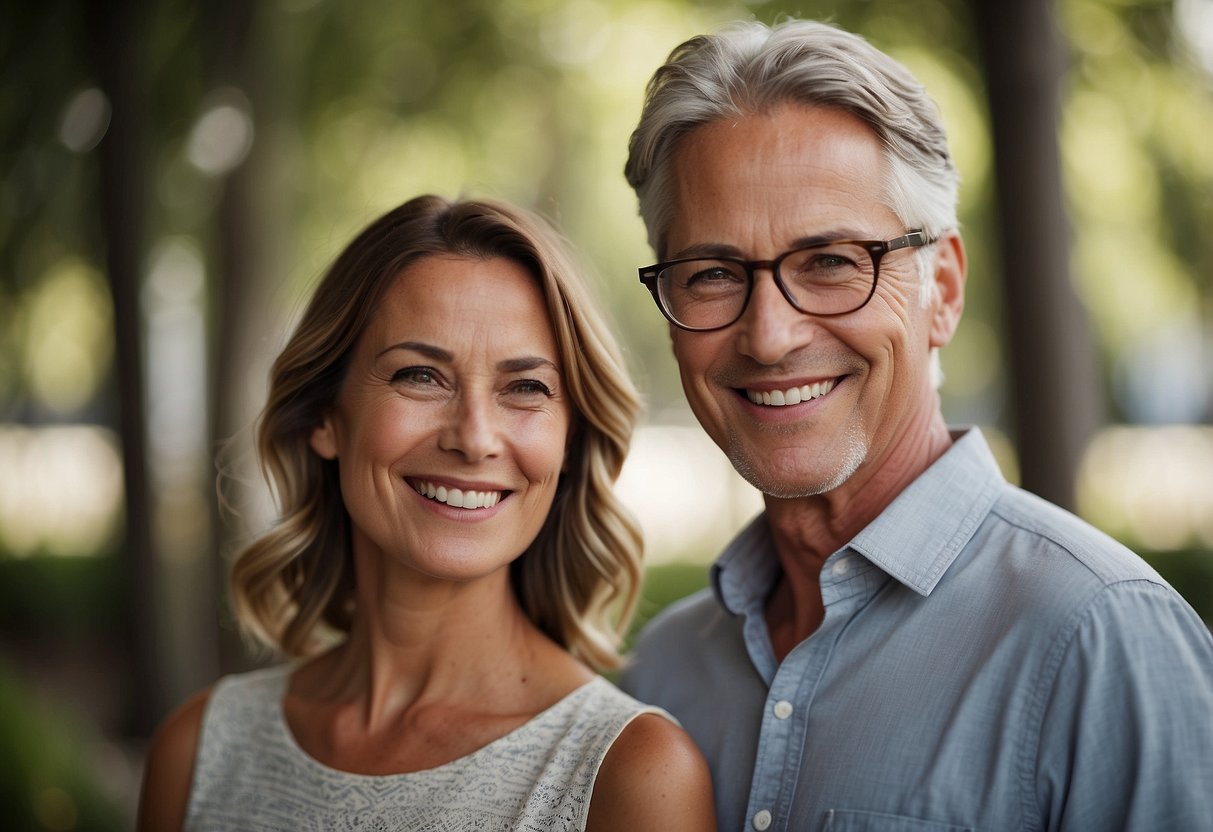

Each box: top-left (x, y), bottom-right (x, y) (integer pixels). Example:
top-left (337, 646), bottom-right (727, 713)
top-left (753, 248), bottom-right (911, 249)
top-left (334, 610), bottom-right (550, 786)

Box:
top-left (668, 229), bottom-right (871, 260)
top-left (667, 242), bottom-right (746, 260)
top-left (787, 228), bottom-right (870, 248)
top-left (498, 356), bottom-right (560, 374)
top-left (376, 341), bottom-right (453, 361)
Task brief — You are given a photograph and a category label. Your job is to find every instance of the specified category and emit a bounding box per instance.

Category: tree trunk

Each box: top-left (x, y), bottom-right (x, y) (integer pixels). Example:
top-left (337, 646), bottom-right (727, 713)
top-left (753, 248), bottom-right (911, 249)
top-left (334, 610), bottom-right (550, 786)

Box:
top-left (973, 0), bottom-right (1102, 511)
top-left (89, 0), bottom-right (164, 738)
top-left (202, 0), bottom-right (282, 675)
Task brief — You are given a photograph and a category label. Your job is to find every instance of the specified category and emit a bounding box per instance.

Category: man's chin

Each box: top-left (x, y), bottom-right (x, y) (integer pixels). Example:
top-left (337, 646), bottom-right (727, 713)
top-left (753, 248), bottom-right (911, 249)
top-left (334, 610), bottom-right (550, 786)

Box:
top-left (725, 433), bottom-right (868, 500)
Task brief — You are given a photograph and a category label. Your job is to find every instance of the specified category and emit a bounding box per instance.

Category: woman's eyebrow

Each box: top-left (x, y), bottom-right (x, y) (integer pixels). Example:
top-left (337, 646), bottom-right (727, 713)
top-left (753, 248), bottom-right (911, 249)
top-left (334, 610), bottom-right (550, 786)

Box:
top-left (498, 356), bottom-right (559, 374)
top-left (376, 341), bottom-right (453, 361)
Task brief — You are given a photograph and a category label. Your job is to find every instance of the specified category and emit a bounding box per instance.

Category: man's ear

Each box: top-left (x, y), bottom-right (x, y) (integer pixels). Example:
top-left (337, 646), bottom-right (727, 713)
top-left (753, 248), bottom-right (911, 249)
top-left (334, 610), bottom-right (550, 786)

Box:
top-left (309, 414), bottom-right (339, 460)
top-left (928, 230), bottom-right (967, 349)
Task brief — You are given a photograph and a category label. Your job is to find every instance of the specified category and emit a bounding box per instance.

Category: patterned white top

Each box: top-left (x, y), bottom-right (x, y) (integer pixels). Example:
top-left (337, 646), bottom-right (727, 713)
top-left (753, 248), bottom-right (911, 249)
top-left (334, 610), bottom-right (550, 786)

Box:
top-left (183, 664), bottom-right (670, 831)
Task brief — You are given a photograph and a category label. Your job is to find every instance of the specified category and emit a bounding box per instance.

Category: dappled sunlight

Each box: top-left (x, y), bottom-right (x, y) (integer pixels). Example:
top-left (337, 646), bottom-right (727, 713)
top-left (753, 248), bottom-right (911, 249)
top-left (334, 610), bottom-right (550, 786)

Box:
top-left (143, 238), bottom-right (213, 568)
top-left (23, 258), bottom-right (114, 415)
top-left (1113, 311), bottom-right (1212, 424)
top-left (1063, 91), bottom-right (1158, 225)
top-left (1059, 0), bottom-right (1213, 418)
top-left (1176, 0), bottom-right (1213, 79)
top-left (939, 318), bottom-right (1002, 401)
top-left (58, 88), bottom-right (111, 154)
top-left (890, 47), bottom-right (991, 208)
top-left (1072, 225), bottom-right (1198, 348)
top-left (186, 88), bottom-right (255, 177)
top-left (539, 0), bottom-right (611, 66)
top-left (1080, 425), bottom-right (1213, 550)
top-left (0, 425), bottom-right (123, 557)
top-left (617, 424), bottom-right (763, 565)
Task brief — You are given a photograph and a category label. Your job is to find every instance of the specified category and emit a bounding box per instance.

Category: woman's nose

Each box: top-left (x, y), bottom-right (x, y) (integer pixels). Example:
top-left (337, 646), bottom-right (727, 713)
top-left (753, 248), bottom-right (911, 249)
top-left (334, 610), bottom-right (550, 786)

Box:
top-left (437, 393), bottom-right (505, 462)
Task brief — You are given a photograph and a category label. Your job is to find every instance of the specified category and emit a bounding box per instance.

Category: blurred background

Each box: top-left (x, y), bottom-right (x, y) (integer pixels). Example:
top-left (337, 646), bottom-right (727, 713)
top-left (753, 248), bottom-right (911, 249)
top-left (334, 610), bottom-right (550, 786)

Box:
top-left (2, 0), bottom-right (1212, 828)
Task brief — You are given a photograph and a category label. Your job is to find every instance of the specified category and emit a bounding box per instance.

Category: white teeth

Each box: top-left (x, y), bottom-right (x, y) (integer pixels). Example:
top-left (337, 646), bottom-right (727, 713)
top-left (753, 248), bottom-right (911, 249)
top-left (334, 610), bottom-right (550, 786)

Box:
top-left (746, 379), bottom-right (836, 407)
top-left (412, 481), bottom-right (502, 509)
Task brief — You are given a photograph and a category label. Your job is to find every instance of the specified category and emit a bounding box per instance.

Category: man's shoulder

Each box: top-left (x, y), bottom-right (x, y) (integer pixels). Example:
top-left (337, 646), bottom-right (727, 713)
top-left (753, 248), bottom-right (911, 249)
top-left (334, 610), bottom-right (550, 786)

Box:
top-left (622, 585), bottom-right (746, 701)
top-left (986, 482), bottom-right (1164, 588)
top-left (631, 586), bottom-right (725, 651)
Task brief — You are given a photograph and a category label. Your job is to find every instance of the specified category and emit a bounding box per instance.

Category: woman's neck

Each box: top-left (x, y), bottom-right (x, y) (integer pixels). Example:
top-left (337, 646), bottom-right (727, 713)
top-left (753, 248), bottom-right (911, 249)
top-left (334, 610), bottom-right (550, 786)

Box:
top-left (295, 558), bottom-right (589, 733)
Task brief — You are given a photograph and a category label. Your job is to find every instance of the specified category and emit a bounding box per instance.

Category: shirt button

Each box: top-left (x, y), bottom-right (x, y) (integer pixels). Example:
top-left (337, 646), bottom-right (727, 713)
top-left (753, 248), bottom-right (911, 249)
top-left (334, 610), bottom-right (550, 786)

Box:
top-left (831, 557), bottom-right (851, 576)
top-left (752, 809), bottom-right (772, 830)
top-left (773, 699), bottom-right (794, 720)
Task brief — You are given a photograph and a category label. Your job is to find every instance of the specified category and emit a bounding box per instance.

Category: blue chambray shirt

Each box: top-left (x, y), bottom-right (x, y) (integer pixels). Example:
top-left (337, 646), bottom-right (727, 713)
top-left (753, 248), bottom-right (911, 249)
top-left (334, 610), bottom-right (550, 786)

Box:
top-left (622, 428), bottom-right (1213, 831)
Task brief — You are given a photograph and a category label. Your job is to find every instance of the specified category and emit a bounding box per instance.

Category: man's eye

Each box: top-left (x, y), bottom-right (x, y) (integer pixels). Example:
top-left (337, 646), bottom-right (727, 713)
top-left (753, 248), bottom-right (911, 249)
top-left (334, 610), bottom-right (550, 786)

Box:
top-left (814, 254), bottom-right (852, 269)
top-left (686, 265), bottom-right (743, 285)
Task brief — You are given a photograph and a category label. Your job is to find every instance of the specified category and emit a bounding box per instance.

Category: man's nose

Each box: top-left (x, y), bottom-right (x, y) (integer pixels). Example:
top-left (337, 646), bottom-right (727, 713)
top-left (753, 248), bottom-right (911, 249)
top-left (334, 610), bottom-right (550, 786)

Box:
top-left (735, 268), bottom-right (816, 364)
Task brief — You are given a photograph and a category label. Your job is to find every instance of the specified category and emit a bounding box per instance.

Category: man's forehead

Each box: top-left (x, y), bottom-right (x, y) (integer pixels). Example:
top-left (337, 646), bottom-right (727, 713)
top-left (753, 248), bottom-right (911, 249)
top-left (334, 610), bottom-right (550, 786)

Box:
top-left (664, 107), bottom-right (893, 255)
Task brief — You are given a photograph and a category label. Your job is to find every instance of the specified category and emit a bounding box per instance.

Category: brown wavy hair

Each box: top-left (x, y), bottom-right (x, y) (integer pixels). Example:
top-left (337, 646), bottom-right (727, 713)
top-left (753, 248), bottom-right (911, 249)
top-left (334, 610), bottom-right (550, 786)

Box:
top-left (230, 195), bottom-right (643, 670)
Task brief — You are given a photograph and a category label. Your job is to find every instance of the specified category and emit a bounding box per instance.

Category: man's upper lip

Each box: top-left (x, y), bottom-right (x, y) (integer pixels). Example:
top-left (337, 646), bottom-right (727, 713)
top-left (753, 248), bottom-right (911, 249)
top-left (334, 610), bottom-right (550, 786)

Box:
top-left (736, 374), bottom-right (842, 391)
top-left (406, 476), bottom-right (510, 492)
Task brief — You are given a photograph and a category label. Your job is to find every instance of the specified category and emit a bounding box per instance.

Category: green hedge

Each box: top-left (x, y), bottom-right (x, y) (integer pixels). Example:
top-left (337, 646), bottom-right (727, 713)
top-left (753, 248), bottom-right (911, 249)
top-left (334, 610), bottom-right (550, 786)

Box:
top-left (0, 554), bottom-right (122, 639)
top-left (1142, 549), bottom-right (1213, 624)
top-left (0, 660), bottom-right (126, 832)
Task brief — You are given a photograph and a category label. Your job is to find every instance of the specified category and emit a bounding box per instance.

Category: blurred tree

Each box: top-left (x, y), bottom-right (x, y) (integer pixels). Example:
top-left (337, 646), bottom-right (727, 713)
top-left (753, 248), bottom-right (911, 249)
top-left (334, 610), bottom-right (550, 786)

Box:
top-left (974, 0), bottom-right (1101, 511)
top-left (87, 0), bottom-right (164, 738)
top-left (2, 0), bottom-right (1211, 786)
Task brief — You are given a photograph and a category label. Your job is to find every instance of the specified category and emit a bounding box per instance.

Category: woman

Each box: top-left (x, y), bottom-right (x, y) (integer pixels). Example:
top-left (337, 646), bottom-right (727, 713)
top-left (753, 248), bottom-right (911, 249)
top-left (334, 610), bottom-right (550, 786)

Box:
top-left (137, 195), bottom-right (715, 831)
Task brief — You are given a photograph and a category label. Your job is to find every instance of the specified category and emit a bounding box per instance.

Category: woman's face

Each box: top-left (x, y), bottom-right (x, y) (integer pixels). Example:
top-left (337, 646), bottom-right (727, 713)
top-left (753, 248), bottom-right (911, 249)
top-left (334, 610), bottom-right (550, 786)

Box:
top-left (309, 254), bottom-right (573, 585)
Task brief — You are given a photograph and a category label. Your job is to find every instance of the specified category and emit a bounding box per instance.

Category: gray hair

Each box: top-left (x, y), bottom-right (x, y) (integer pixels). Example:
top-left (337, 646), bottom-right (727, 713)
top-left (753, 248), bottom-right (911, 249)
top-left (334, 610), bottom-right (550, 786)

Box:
top-left (624, 19), bottom-right (960, 257)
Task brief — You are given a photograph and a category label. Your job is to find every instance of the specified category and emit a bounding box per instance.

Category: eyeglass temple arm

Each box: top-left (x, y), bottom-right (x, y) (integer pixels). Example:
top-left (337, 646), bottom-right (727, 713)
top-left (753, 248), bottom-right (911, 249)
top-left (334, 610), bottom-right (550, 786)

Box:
top-left (887, 231), bottom-right (929, 251)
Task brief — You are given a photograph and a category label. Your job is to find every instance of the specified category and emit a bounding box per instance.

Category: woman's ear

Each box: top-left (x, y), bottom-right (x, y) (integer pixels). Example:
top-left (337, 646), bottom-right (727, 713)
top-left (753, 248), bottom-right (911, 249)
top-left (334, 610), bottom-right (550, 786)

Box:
top-left (309, 415), bottom-right (339, 460)
top-left (928, 230), bottom-right (967, 349)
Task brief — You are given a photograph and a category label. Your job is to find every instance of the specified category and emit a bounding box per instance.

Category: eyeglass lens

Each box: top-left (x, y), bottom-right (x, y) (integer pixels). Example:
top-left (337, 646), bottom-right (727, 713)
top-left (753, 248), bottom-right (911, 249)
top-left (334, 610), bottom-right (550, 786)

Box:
top-left (657, 241), bottom-right (878, 329)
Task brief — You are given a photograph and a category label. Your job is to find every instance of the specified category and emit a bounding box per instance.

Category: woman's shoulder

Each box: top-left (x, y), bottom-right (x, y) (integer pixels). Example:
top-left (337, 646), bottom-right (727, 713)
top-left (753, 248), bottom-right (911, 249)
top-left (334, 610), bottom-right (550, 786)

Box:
top-left (586, 707), bottom-right (716, 832)
top-left (135, 664), bottom-right (292, 831)
top-left (136, 686), bottom-right (214, 832)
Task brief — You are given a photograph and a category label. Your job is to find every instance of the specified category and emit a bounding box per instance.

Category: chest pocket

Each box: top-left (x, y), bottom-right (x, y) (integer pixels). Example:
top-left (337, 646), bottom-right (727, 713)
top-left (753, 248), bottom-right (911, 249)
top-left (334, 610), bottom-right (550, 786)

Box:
top-left (824, 809), bottom-right (974, 832)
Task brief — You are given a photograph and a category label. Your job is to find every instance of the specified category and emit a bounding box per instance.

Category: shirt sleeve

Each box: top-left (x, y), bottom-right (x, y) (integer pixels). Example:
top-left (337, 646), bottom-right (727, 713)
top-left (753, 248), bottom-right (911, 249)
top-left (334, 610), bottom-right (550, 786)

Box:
top-left (1032, 580), bottom-right (1213, 830)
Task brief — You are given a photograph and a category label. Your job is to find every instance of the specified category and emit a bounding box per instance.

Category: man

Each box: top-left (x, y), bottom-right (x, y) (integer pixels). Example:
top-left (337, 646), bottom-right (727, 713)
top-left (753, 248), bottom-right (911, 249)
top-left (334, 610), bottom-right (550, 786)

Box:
top-left (620, 18), bottom-right (1213, 831)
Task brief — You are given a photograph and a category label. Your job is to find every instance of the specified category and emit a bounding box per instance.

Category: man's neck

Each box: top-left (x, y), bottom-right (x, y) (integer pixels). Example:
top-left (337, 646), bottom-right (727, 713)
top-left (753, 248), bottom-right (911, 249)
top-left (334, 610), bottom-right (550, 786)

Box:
top-left (762, 414), bottom-right (954, 659)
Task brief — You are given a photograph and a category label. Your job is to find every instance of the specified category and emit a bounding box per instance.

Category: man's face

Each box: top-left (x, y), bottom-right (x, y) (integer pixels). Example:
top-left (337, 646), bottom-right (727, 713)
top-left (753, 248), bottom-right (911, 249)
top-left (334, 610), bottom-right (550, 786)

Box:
top-left (664, 103), bottom-right (962, 499)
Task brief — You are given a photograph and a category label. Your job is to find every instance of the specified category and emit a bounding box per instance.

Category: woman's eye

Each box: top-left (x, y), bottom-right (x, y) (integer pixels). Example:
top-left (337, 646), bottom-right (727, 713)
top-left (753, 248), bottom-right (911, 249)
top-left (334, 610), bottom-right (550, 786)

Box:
top-left (392, 367), bottom-right (437, 385)
top-left (510, 379), bottom-right (554, 397)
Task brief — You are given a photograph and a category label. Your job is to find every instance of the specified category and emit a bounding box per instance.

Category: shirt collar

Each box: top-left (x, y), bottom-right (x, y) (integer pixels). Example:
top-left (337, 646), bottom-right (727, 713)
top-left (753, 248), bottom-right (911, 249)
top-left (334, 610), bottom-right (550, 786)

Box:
top-left (712, 427), bottom-right (1005, 612)
top-left (710, 513), bottom-right (778, 616)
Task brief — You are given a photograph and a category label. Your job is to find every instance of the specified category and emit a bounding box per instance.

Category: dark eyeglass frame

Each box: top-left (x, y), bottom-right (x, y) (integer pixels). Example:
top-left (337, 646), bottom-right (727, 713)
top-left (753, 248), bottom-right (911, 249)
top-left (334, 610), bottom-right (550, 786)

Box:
top-left (638, 230), bottom-right (933, 332)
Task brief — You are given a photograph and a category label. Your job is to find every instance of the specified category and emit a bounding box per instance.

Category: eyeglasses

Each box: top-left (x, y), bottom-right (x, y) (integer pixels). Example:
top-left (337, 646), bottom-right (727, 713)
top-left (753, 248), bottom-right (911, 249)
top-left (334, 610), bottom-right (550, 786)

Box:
top-left (638, 231), bottom-right (932, 332)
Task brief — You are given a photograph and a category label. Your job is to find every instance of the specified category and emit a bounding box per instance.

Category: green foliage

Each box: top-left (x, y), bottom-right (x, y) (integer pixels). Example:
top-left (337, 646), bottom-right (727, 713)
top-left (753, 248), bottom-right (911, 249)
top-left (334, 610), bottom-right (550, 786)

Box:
top-left (626, 561), bottom-right (711, 647)
top-left (0, 555), bottom-right (123, 639)
top-left (1144, 548), bottom-right (1213, 624)
top-left (0, 660), bottom-right (126, 832)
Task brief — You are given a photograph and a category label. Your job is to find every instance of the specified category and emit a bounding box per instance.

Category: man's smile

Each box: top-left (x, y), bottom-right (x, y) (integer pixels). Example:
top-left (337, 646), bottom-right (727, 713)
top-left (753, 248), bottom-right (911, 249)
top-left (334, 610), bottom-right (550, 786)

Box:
top-left (743, 378), bottom-right (837, 406)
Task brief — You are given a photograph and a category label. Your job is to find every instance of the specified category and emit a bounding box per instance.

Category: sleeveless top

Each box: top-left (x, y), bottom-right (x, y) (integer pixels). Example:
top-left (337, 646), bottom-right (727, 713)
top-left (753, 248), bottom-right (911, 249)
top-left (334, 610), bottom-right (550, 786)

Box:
top-left (184, 664), bottom-right (670, 832)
